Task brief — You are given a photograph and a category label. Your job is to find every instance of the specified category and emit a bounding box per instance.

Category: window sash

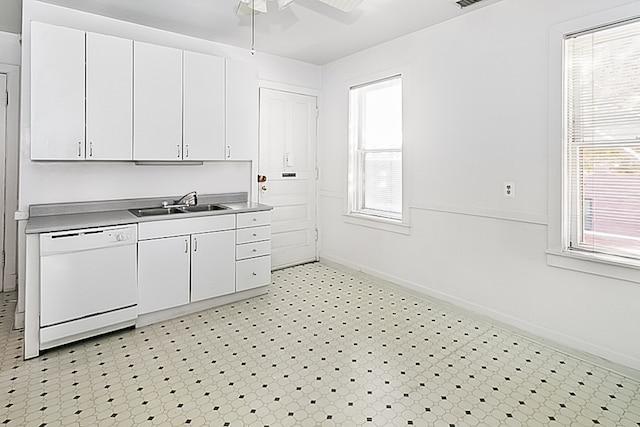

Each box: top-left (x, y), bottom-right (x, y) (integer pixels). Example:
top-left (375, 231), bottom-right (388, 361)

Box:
top-left (349, 76), bottom-right (403, 221)
top-left (564, 20), bottom-right (640, 260)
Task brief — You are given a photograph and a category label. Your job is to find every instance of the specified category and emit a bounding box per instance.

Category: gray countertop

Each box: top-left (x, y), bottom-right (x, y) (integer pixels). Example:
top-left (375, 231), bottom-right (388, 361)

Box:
top-left (25, 194), bottom-right (272, 234)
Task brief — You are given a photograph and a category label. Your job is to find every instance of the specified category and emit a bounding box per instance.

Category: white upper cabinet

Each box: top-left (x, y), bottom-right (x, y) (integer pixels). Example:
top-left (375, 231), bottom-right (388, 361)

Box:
top-left (183, 51), bottom-right (225, 161)
top-left (31, 23), bottom-right (133, 161)
top-left (31, 22), bottom-right (86, 160)
top-left (133, 42), bottom-right (183, 161)
top-left (86, 33), bottom-right (133, 160)
top-left (225, 59), bottom-right (258, 161)
top-left (31, 22), bottom-right (254, 163)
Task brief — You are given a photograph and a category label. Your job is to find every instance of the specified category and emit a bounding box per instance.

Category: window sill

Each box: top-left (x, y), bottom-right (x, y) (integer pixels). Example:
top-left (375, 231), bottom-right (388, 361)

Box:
top-left (546, 250), bottom-right (640, 284)
top-left (342, 213), bottom-right (411, 235)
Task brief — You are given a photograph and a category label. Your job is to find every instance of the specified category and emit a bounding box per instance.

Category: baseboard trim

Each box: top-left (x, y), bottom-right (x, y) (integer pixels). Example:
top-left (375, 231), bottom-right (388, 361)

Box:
top-left (14, 307), bottom-right (24, 330)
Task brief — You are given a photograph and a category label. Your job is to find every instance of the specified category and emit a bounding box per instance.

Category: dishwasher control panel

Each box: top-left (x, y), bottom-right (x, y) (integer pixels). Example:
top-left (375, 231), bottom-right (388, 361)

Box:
top-left (41, 224), bottom-right (138, 256)
top-left (108, 230), bottom-right (133, 243)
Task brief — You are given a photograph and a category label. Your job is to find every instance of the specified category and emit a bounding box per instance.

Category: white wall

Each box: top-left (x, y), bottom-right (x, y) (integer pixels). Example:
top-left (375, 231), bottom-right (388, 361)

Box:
top-left (0, 0), bottom-right (22, 34)
top-left (319, 0), bottom-right (640, 371)
top-left (16, 0), bottom-right (321, 317)
top-left (0, 31), bottom-right (21, 292)
top-left (0, 31), bottom-right (21, 65)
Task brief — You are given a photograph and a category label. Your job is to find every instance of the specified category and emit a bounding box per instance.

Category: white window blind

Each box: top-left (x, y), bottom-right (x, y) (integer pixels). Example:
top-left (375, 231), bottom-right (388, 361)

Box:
top-left (565, 19), bottom-right (640, 260)
top-left (349, 76), bottom-right (403, 220)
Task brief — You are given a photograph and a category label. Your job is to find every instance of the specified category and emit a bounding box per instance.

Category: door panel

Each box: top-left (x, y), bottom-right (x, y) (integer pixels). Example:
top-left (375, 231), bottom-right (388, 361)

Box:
top-left (191, 230), bottom-right (235, 302)
top-left (0, 74), bottom-right (5, 290)
top-left (138, 236), bottom-right (190, 314)
top-left (133, 42), bottom-right (183, 160)
top-left (258, 89), bottom-right (317, 269)
top-left (183, 51), bottom-right (225, 160)
top-left (86, 32), bottom-right (133, 160)
top-left (31, 22), bottom-right (85, 160)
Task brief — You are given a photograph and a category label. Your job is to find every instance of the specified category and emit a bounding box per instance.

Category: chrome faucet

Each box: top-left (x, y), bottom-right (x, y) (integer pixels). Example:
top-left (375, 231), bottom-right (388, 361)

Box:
top-left (162, 191), bottom-right (198, 208)
top-left (175, 191), bottom-right (198, 206)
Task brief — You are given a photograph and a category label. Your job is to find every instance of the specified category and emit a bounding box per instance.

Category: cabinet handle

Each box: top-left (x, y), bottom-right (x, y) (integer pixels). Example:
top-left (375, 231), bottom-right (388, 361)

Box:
top-left (89, 141), bottom-right (93, 157)
top-left (185, 144), bottom-right (189, 158)
top-left (226, 145), bottom-right (231, 158)
top-left (177, 144), bottom-right (181, 158)
top-left (252, 218), bottom-right (258, 222)
top-left (252, 233), bottom-right (257, 237)
top-left (252, 272), bottom-right (257, 276)
top-left (78, 141), bottom-right (82, 157)
top-left (193, 237), bottom-right (198, 252)
top-left (252, 248), bottom-right (257, 253)
top-left (185, 239), bottom-right (189, 253)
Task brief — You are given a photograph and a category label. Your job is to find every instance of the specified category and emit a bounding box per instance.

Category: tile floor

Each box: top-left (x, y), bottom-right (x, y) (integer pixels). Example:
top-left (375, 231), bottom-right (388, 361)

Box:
top-left (1, 262), bottom-right (640, 426)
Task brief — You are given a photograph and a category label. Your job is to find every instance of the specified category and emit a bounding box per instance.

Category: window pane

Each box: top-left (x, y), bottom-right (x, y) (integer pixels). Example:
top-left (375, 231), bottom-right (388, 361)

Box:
top-left (349, 75), bottom-right (403, 221)
top-left (362, 151), bottom-right (402, 217)
top-left (565, 20), bottom-right (640, 260)
top-left (579, 145), bottom-right (640, 256)
top-left (361, 80), bottom-right (402, 150)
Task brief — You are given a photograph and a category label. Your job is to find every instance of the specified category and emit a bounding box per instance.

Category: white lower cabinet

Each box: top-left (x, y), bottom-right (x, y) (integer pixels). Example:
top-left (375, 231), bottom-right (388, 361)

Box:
top-left (191, 230), bottom-right (236, 302)
top-left (138, 236), bottom-right (190, 315)
top-left (137, 212), bottom-right (270, 316)
top-left (236, 211), bottom-right (272, 291)
top-left (236, 256), bottom-right (271, 292)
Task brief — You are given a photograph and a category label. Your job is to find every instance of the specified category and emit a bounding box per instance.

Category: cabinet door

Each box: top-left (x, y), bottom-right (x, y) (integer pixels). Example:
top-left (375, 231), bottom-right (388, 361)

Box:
top-left (236, 255), bottom-right (271, 292)
top-left (191, 230), bottom-right (235, 302)
top-left (138, 236), bottom-right (190, 314)
top-left (86, 32), bottom-right (133, 160)
top-left (225, 59), bottom-right (258, 161)
top-left (183, 51), bottom-right (225, 160)
top-left (134, 42), bottom-right (183, 160)
top-left (31, 22), bottom-right (85, 160)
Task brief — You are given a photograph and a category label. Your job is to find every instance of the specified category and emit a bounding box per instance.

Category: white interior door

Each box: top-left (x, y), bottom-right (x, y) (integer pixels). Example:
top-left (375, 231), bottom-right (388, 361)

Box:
top-left (0, 74), bottom-right (7, 290)
top-left (258, 88), bottom-right (318, 269)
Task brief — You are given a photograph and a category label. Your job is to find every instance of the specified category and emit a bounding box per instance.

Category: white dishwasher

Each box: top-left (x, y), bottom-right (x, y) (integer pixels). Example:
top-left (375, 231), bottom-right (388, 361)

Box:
top-left (39, 224), bottom-right (138, 350)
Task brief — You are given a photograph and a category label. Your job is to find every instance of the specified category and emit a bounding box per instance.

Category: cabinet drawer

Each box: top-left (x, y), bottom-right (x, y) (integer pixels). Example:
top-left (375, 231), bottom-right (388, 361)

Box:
top-left (236, 240), bottom-right (271, 260)
top-left (138, 214), bottom-right (235, 240)
top-left (236, 225), bottom-right (271, 244)
top-left (236, 256), bottom-right (271, 292)
top-left (236, 210), bottom-right (271, 229)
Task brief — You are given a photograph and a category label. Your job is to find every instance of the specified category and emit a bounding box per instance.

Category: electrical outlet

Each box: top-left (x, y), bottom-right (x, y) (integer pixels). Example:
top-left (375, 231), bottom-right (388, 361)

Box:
top-left (503, 182), bottom-right (515, 198)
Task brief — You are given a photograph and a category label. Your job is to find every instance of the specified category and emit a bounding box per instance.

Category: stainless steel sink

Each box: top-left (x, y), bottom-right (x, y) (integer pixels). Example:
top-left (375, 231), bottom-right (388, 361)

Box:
top-left (129, 207), bottom-right (187, 217)
top-left (179, 204), bottom-right (229, 213)
top-left (129, 204), bottom-right (229, 217)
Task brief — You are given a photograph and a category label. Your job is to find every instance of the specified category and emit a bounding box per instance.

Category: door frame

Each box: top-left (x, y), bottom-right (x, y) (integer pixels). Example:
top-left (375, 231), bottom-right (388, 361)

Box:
top-left (257, 80), bottom-right (321, 266)
top-left (0, 63), bottom-right (20, 293)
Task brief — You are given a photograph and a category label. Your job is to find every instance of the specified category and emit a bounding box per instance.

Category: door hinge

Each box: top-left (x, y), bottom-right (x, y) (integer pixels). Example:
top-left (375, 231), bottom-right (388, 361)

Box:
top-left (314, 228), bottom-right (319, 241)
top-left (315, 167), bottom-right (319, 180)
top-left (4, 91), bottom-right (7, 106)
top-left (1, 251), bottom-right (5, 267)
top-left (316, 107), bottom-right (319, 119)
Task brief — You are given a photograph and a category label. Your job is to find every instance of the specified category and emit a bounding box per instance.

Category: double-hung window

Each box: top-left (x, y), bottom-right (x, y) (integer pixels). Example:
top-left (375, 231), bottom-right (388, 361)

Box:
top-left (564, 19), bottom-right (640, 261)
top-left (348, 75), bottom-right (403, 221)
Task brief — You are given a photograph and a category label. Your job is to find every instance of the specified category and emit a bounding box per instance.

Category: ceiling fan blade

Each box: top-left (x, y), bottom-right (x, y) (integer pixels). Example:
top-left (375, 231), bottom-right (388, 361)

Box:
top-left (276, 0), bottom-right (296, 10)
top-left (316, 0), bottom-right (363, 13)
top-left (237, 0), bottom-right (268, 14)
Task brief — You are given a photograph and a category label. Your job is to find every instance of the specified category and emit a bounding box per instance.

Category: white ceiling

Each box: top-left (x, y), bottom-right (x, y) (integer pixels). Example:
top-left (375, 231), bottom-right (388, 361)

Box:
top-left (37, 0), bottom-right (504, 65)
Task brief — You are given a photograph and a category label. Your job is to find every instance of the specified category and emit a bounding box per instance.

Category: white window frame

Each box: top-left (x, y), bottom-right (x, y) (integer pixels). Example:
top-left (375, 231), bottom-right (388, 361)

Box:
top-left (344, 67), bottom-right (410, 235)
top-left (547, 2), bottom-right (640, 283)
